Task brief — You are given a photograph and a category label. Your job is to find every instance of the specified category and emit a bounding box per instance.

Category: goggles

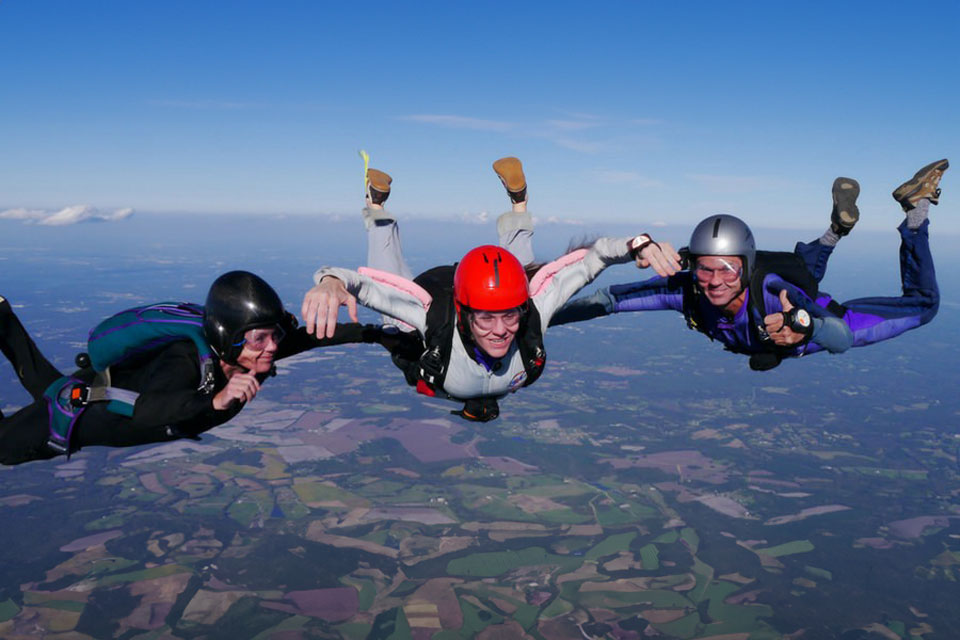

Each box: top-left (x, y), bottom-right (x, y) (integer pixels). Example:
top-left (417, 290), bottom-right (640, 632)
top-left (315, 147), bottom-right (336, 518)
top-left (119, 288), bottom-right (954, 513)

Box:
top-left (694, 258), bottom-right (743, 285)
top-left (469, 308), bottom-right (523, 332)
top-left (233, 325), bottom-right (285, 351)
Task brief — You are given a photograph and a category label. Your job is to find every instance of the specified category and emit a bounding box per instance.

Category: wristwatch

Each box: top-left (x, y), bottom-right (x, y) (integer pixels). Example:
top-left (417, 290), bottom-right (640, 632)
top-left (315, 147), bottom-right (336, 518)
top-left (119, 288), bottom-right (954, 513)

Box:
top-left (628, 234), bottom-right (654, 258)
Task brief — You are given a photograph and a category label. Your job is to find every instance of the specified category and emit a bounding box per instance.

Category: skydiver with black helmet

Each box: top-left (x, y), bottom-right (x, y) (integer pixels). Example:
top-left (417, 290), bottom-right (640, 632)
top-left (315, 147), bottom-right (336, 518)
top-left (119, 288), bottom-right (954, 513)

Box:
top-left (301, 157), bottom-right (680, 421)
top-left (0, 271), bottom-right (380, 464)
top-left (551, 159), bottom-right (948, 370)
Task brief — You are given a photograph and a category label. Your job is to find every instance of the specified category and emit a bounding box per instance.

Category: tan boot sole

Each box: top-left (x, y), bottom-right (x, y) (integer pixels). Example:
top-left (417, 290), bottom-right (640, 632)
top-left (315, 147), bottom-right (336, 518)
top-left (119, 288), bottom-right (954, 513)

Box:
top-left (492, 157), bottom-right (526, 192)
top-left (892, 159), bottom-right (948, 208)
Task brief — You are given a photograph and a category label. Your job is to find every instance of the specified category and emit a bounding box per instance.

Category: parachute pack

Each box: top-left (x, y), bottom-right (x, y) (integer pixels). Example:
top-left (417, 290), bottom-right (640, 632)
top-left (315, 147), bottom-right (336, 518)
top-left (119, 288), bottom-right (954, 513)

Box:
top-left (44, 302), bottom-right (216, 454)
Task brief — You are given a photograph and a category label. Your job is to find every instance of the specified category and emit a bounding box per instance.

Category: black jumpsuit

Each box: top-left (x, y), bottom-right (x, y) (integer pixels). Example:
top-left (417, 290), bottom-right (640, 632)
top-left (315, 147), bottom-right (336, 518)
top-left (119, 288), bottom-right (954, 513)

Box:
top-left (0, 297), bottom-right (379, 465)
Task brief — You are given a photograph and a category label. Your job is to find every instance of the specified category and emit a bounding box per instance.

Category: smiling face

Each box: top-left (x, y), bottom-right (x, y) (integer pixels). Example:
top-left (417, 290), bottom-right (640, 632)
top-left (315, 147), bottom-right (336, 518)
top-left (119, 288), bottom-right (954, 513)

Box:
top-left (234, 326), bottom-right (283, 374)
top-left (467, 308), bottom-right (522, 359)
top-left (694, 256), bottom-right (746, 310)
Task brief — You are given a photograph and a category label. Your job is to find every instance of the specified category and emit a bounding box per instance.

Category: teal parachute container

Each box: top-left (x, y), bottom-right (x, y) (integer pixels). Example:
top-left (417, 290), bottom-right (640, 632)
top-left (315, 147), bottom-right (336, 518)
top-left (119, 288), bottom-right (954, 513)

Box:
top-left (87, 302), bottom-right (213, 372)
top-left (82, 302), bottom-right (215, 415)
top-left (45, 302), bottom-right (217, 455)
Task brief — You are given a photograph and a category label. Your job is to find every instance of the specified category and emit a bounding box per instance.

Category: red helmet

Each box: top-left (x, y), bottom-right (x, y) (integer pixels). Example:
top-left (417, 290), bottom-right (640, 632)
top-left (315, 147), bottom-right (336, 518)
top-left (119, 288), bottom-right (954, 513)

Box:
top-left (453, 245), bottom-right (529, 311)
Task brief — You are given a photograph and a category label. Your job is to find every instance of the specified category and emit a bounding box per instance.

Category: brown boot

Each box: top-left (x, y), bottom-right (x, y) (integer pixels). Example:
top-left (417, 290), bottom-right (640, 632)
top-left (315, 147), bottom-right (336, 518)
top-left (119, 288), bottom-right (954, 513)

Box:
top-left (492, 157), bottom-right (527, 203)
top-left (829, 177), bottom-right (860, 236)
top-left (366, 169), bottom-right (392, 205)
top-left (892, 159), bottom-right (949, 211)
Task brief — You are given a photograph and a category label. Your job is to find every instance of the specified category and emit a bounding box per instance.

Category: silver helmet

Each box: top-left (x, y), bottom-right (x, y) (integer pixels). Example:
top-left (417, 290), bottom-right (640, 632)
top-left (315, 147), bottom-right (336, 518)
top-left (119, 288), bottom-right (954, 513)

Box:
top-left (688, 214), bottom-right (756, 276)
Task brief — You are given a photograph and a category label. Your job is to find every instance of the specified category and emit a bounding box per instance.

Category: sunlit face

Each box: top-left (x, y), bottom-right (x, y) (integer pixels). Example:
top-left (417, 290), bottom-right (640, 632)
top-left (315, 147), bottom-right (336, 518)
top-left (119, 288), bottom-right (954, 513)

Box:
top-left (468, 308), bottom-right (522, 359)
top-left (234, 326), bottom-right (283, 374)
top-left (694, 256), bottom-right (745, 308)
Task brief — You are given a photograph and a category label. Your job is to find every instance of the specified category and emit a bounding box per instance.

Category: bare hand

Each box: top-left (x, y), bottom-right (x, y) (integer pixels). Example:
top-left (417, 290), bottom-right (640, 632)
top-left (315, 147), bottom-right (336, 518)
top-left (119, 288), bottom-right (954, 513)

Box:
top-left (763, 290), bottom-right (805, 346)
top-left (213, 372), bottom-right (260, 410)
top-left (301, 276), bottom-right (358, 339)
top-left (636, 240), bottom-right (682, 277)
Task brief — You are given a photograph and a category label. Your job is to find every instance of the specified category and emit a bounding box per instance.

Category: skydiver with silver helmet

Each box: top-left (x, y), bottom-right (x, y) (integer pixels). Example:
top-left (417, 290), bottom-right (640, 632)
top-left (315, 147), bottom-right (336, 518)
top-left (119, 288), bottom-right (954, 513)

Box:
top-left (0, 271), bottom-right (380, 464)
top-left (551, 160), bottom-right (948, 370)
top-left (301, 156), bottom-right (679, 421)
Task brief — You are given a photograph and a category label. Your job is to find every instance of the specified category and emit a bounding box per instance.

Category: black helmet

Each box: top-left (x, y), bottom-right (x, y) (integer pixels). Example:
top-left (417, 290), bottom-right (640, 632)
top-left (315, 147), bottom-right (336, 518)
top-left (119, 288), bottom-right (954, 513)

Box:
top-left (203, 271), bottom-right (285, 364)
top-left (688, 214), bottom-right (756, 277)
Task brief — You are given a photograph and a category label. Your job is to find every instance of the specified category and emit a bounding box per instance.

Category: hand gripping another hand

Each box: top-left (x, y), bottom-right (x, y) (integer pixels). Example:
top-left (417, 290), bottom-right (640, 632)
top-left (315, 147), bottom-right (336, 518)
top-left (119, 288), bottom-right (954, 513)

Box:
top-left (629, 235), bottom-right (682, 277)
top-left (301, 276), bottom-right (359, 339)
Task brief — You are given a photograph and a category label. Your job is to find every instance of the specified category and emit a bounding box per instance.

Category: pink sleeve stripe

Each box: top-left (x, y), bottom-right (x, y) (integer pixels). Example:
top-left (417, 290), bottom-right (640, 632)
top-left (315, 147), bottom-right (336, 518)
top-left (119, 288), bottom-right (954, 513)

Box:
top-left (357, 267), bottom-right (433, 307)
top-left (529, 249), bottom-right (589, 297)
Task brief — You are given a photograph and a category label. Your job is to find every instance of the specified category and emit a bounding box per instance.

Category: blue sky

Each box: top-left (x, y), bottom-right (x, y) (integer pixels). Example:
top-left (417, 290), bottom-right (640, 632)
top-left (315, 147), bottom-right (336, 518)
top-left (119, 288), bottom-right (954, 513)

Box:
top-left (1, 1), bottom-right (958, 232)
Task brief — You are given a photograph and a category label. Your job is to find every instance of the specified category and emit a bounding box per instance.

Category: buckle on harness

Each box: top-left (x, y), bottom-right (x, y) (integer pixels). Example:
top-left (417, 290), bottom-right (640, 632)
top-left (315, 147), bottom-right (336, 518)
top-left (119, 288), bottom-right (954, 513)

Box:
top-left (69, 383), bottom-right (90, 407)
top-left (418, 346), bottom-right (445, 386)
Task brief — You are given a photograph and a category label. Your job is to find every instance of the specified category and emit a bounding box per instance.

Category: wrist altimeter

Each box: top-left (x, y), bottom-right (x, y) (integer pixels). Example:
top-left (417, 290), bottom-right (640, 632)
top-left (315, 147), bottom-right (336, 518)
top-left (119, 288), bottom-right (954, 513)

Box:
top-left (784, 307), bottom-right (813, 335)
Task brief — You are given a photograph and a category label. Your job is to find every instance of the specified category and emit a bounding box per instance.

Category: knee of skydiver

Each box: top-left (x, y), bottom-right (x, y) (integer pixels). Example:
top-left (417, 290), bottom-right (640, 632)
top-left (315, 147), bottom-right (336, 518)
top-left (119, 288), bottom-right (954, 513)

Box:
top-left (919, 296), bottom-right (939, 326)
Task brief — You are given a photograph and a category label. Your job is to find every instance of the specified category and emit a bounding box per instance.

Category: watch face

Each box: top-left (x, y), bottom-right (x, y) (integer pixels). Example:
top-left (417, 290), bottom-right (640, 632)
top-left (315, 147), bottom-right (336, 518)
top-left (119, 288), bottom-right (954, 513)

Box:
top-left (795, 309), bottom-right (811, 328)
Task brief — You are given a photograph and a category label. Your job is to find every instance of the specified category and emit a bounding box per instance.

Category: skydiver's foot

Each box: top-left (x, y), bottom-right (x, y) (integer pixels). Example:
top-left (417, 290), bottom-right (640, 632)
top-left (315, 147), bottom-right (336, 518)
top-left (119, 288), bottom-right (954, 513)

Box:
top-left (829, 177), bottom-right (860, 237)
top-left (893, 158), bottom-right (949, 212)
top-left (366, 168), bottom-right (392, 206)
top-left (493, 156), bottom-right (527, 204)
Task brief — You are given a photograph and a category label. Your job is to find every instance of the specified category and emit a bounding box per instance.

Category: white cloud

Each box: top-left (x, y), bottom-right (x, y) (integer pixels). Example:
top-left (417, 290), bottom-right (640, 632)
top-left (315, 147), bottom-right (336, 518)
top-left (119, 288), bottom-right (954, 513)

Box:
top-left (545, 119), bottom-right (604, 131)
top-left (1, 205), bottom-right (134, 226)
top-left (0, 208), bottom-right (47, 221)
top-left (590, 170), bottom-right (663, 188)
top-left (400, 112), bottom-right (661, 155)
top-left (149, 99), bottom-right (256, 110)
top-left (543, 216), bottom-right (586, 226)
top-left (459, 210), bottom-right (490, 224)
top-left (400, 114), bottom-right (515, 132)
top-left (548, 137), bottom-right (608, 154)
top-left (688, 174), bottom-right (794, 194)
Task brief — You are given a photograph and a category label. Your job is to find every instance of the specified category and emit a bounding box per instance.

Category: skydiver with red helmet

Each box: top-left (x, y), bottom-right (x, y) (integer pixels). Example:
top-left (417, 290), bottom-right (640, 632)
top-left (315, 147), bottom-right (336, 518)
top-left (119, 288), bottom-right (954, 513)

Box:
top-left (301, 157), bottom-right (680, 421)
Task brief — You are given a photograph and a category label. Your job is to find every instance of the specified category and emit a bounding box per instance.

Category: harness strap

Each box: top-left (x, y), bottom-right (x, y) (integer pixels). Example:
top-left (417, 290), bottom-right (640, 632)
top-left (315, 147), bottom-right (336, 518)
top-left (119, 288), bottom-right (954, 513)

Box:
top-left (42, 375), bottom-right (86, 456)
top-left (85, 384), bottom-right (140, 417)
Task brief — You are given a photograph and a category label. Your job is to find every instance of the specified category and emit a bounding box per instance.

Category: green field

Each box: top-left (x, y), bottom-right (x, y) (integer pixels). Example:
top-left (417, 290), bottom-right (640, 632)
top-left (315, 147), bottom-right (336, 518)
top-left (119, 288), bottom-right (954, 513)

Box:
top-left (446, 547), bottom-right (581, 577)
top-left (755, 539), bottom-right (815, 557)
top-left (584, 532), bottom-right (637, 561)
top-left (638, 543), bottom-right (660, 570)
top-left (292, 481), bottom-right (368, 508)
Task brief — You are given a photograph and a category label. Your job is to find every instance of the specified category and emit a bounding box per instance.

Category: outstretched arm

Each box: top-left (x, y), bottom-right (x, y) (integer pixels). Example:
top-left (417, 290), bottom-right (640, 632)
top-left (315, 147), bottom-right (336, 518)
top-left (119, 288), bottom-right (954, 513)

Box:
top-left (548, 287), bottom-right (617, 326)
top-left (549, 273), bottom-right (688, 327)
top-left (302, 267), bottom-right (428, 339)
top-left (275, 324), bottom-right (384, 359)
top-left (533, 235), bottom-right (681, 330)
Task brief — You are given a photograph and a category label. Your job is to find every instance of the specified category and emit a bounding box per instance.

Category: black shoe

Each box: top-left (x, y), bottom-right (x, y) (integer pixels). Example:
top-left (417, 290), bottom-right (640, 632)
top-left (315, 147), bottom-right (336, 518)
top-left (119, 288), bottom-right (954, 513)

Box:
top-left (892, 159), bottom-right (949, 211)
top-left (829, 177), bottom-right (860, 237)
